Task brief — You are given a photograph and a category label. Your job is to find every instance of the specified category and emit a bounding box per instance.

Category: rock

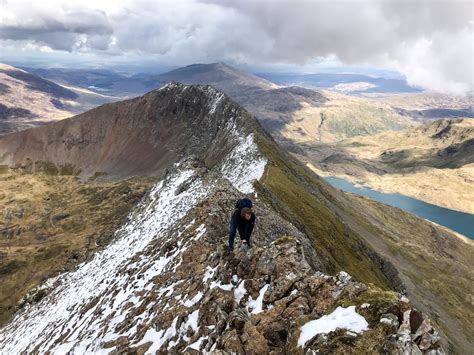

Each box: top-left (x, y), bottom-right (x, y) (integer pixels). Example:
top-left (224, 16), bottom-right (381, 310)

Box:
top-left (229, 308), bottom-right (250, 332)
top-left (51, 212), bottom-right (71, 222)
top-left (263, 320), bottom-right (289, 348)
top-left (409, 309), bottom-right (424, 333)
top-left (265, 274), bottom-right (300, 303)
top-left (242, 322), bottom-right (270, 354)
top-left (412, 319), bottom-right (441, 351)
top-left (219, 329), bottom-right (244, 354)
top-left (380, 313), bottom-right (399, 328)
top-left (337, 271), bottom-right (352, 285)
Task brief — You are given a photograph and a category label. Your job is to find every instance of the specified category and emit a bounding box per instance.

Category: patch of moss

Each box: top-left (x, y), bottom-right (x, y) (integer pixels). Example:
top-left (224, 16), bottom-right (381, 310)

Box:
top-left (272, 235), bottom-right (295, 245)
top-left (0, 165), bottom-right (8, 174)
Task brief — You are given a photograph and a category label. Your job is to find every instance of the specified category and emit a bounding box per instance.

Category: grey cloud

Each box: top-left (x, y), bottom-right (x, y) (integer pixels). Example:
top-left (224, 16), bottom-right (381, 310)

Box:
top-left (0, 5), bottom-right (113, 51)
top-left (1, 0), bottom-right (472, 94)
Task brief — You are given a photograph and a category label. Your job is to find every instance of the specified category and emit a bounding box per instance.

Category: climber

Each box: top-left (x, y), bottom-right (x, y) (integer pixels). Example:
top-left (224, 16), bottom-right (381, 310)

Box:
top-left (226, 198), bottom-right (255, 255)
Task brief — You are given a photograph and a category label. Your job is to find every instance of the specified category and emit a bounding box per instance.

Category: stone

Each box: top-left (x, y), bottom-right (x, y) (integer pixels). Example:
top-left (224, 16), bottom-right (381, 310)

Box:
top-left (229, 308), bottom-right (250, 332)
top-left (242, 322), bottom-right (270, 354)
top-left (337, 271), bottom-right (352, 285)
top-left (380, 313), bottom-right (399, 328)
top-left (220, 329), bottom-right (244, 354)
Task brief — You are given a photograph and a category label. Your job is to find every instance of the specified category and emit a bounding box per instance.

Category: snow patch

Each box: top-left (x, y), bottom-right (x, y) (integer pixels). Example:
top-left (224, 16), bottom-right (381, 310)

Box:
top-left (220, 134), bottom-right (266, 194)
top-left (202, 266), bottom-right (217, 283)
top-left (298, 306), bottom-right (368, 348)
top-left (247, 284), bottom-right (269, 314)
top-left (188, 336), bottom-right (207, 351)
top-left (210, 281), bottom-right (234, 291)
top-left (234, 281), bottom-right (247, 304)
top-left (183, 292), bottom-right (203, 308)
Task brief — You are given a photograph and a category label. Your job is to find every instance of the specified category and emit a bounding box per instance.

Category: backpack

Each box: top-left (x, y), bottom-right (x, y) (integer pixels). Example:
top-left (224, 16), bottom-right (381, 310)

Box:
top-left (235, 198), bottom-right (253, 211)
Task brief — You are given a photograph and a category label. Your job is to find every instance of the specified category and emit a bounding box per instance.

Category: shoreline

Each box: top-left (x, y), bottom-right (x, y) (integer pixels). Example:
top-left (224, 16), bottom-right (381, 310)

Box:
top-left (306, 163), bottom-right (474, 215)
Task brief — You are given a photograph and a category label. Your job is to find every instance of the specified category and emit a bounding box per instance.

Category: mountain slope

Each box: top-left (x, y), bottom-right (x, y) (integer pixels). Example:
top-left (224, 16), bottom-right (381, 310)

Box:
top-left (0, 83), bottom-right (251, 179)
top-left (0, 83), bottom-right (470, 352)
top-left (0, 64), bottom-right (77, 135)
top-left (0, 157), bottom-right (442, 354)
top-left (300, 118), bottom-right (474, 213)
top-left (0, 64), bottom-right (118, 136)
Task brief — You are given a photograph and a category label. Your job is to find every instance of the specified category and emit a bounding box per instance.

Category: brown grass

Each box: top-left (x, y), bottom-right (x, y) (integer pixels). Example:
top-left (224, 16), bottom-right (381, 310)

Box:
top-left (0, 170), bottom-right (155, 326)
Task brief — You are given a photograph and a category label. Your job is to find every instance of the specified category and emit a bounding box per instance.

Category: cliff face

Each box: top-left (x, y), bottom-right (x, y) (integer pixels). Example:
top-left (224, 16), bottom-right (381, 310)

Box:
top-left (0, 83), bottom-right (448, 353)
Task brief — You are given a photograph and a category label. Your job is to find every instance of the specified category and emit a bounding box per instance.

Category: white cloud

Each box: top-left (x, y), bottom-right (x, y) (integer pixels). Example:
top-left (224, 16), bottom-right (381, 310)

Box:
top-left (0, 0), bottom-right (473, 94)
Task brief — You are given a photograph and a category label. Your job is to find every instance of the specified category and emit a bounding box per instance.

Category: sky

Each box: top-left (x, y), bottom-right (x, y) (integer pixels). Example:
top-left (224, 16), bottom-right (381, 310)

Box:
top-left (1, 0), bottom-right (473, 95)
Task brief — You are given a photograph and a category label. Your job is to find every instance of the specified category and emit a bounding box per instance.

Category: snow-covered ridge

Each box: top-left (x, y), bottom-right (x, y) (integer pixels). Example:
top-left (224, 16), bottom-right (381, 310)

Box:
top-left (0, 128), bottom-right (266, 353)
top-left (0, 164), bottom-right (212, 353)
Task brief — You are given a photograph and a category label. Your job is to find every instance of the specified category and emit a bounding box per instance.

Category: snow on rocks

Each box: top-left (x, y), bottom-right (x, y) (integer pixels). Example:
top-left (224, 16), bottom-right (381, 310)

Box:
top-left (298, 306), bottom-right (369, 348)
top-left (183, 292), bottom-right (204, 308)
top-left (220, 134), bottom-right (266, 194)
top-left (0, 163), bottom-right (214, 353)
top-left (234, 281), bottom-right (247, 304)
top-left (246, 284), bottom-right (270, 314)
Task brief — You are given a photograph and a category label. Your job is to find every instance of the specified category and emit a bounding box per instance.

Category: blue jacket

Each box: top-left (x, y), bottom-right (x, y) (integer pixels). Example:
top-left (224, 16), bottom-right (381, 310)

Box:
top-left (229, 209), bottom-right (255, 247)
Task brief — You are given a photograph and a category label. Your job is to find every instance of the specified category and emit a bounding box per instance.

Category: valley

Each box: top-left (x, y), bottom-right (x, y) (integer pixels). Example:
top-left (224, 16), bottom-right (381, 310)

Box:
top-left (299, 119), bottom-right (474, 214)
top-left (0, 168), bottom-right (154, 326)
top-left (0, 64), bottom-right (119, 136)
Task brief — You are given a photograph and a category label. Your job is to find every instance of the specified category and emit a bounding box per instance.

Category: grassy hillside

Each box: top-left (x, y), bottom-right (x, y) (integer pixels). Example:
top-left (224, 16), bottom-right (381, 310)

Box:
top-left (299, 118), bottom-right (474, 214)
top-left (0, 169), bottom-right (154, 326)
top-left (254, 128), bottom-right (473, 353)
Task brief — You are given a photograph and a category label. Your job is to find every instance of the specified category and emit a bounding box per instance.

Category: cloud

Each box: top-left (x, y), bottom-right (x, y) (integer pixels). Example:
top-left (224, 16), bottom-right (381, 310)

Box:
top-left (1, 0), bottom-right (472, 94)
top-left (0, 1), bottom-right (113, 51)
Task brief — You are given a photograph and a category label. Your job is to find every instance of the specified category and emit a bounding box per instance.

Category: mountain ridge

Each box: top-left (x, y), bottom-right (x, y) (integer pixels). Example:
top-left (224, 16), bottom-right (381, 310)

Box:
top-left (0, 83), bottom-right (471, 352)
top-left (0, 82), bottom-right (256, 179)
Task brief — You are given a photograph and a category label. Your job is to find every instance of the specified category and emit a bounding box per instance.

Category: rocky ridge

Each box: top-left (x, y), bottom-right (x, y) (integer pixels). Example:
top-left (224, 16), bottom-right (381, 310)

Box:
top-left (0, 82), bottom-right (447, 353)
top-left (0, 155), bottom-right (442, 354)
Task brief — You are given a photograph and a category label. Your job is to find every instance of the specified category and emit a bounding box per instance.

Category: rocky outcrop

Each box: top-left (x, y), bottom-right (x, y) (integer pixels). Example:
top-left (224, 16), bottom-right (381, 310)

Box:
top-left (0, 156), bottom-right (443, 354)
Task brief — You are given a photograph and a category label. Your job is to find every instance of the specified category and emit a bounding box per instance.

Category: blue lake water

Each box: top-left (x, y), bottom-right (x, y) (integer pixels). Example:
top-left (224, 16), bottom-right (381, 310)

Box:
top-left (324, 176), bottom-right (474, 239)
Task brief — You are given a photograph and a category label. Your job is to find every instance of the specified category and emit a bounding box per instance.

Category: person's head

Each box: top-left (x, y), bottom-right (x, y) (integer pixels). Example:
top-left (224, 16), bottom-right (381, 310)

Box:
top-left (240, 207), bottom-right (252, 220)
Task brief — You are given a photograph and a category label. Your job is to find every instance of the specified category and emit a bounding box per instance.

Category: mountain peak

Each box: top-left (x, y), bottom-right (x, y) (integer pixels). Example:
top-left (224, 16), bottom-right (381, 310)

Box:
top-left (0, 82), bottom-right (257, 178)
top-left (154, 63), bottom-right (277, 93)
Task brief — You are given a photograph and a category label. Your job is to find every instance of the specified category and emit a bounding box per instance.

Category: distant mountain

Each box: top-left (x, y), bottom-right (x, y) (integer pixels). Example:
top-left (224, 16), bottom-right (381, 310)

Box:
top-left (149, 62), bottom-right (277, 93)
top-left (146, 63), bottom-right (415, 145)
top-left (15, 63), bottom-right (420, 143)
top-left (0, 64), bottom-right (77, 135)
top-left (1, 82), bottom-right (469, 353)
top-left (257, 72), bottom-right (422, 94)
top-left (300, 118), bottom-right (474, 214)
top-left (0, 64), bottom-right (118, 136)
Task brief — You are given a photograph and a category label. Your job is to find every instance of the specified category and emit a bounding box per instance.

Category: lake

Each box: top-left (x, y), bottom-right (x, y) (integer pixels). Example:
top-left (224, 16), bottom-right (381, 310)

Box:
top-left (324, 176), bottom-right (474, 239)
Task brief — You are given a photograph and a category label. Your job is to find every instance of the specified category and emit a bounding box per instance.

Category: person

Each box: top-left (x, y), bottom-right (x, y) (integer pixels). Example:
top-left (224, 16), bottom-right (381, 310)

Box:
top-left (227, 198), bottom-right (255, 255)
